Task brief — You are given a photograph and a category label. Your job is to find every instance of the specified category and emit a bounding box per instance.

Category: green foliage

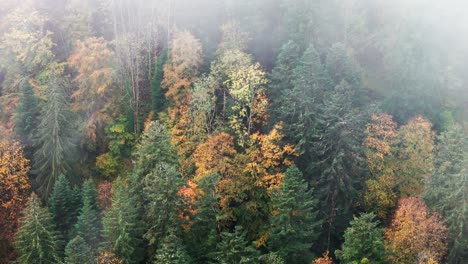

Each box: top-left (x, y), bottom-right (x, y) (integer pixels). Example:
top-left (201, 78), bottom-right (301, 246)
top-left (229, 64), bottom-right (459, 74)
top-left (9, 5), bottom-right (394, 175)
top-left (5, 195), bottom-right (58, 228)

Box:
top-left (424, 124), bottom-right (468, 264)
top-left (102, 177), bottom-right (144, 264)
top-left (260, 252), bottom-right (285, 264)
top-left (151, 49), bottom-right (168, 114)
top-left (213, 226), bottom-right (259, 264)
top-left (153, 231), bottom-right (192, 264)
top-left (33, 74), bottom-right (78, 198)
top-left (15, 193), bottom-right (61, 264)
top-left (74, 179), bottom-right (101, 250)
top-left (335, 213), bottom-right (387, 264)
top-left (48, 174), bottom-right (80, 244)
top-left (65, 235), bottom-right (94, 264)
top-left (268, 165), bottom-right (321, 263)
top-left (15, 80), bottom-right (39, 146)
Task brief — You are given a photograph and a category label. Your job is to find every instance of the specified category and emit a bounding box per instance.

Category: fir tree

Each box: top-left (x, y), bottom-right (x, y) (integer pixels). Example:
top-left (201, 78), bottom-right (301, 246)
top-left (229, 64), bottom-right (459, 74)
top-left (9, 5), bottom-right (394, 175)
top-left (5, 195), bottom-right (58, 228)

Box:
top-left (48, 174), bottom-right (79, 245)
top-left (151, 49), bottom-right (168, 115)
top-left (75, 179), bottom-right (101, 251)
top-left (153, 231), bottom-right (192, 264)
top-left (213, 226), bottom-right (259, 264)
top-left (102, 177), bottom-right (144, 264)
top-left (33, 74), bottom-right (78, 198)
top-left (424, 124), bottom-right (468, 264)
top-left (268, 165), bottom-right (321, 264)
top-left (64, 235), bottom-right (93, 264)
top-left (15, 80), bottom-right (39, 151)
top-left (335, 213), bottom-right (387, 264)
top-left (15, 193), bottom-right (61, 264)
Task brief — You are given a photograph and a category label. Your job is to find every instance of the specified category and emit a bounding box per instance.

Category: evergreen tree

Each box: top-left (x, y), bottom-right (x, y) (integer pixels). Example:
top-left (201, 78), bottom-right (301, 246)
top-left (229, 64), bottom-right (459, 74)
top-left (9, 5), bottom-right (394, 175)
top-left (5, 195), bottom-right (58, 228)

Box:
top-left (335, 213), bottom-right (387, 264)
top-left (48, 174), bottom-right (79, 245)
top-left (213, 226), bottom-right (259, 264)
top-left (424, 124), bottom-right (468, 264)
top-left (153, 231), bottom-right (192, 264)
top-left (186, 173), bottom-right (220, 263)
top-left (143, 163), bottom-right (186, 250)
top-left (64, 235), bottom-right (93, 264)
top-left (312, 81), bottom-right (367, 252)
top-left (151, 49), bottom-right (168, 115)
top-left (102, 177), bottom-right (144, 264)
top-left (268, 165), bottom-right (321, 264)
top-left (15, 80), bottom-right (39, 150)
top-left (75, 179), bottom-right (101, 251)
top-left (33, 74), bottom-right (78, 198)
top-left (15, 193), bottom-right (61, 264)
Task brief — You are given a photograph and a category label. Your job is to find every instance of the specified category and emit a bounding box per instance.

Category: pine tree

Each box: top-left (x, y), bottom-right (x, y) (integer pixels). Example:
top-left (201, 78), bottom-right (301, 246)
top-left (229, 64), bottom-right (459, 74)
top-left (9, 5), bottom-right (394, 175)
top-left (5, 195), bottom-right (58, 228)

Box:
top-left (48, 174), bottom-right (79, 245)
top-left (335, 213), bottom-right (387, 263)
top-left (15, 193), bottom-right (61, 264)
top-left (33, 74), bottom-right (78, 198)
top-left (15, 80), bottom-right (39, 150)
top-left (312, 81), bottom-right (367, 252)
top-left (268, 165), bottom-right (321, 264)
top-left (65, 235), bottom-right (93, 264)
top-left (75, 179), bottom-right (101, 251)
top-left (151, 49), bottom-right (168, 115)
top-left (102, 177), bottom-right (144, 264)
top-left (213, 226), bottom-right (259, 264)
top-left (153, 231), bottom-right (192, 264)
top-left (424, 124), bottom-right (467, 264)
top-left (186, 173), bottom-right (220, 263)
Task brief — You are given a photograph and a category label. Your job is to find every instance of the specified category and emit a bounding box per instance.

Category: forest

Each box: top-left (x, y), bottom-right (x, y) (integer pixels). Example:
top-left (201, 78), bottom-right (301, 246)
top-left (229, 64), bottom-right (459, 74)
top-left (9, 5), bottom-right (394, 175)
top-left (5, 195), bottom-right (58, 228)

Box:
top-left (0, 0), bottom-right (467, 263)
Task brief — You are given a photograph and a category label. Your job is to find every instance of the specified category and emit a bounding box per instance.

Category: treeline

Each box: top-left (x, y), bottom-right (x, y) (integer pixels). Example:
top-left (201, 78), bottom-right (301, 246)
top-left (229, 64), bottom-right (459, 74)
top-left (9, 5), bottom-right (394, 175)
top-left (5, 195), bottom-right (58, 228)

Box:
top-left (0, 0), bottom-right (466, 264)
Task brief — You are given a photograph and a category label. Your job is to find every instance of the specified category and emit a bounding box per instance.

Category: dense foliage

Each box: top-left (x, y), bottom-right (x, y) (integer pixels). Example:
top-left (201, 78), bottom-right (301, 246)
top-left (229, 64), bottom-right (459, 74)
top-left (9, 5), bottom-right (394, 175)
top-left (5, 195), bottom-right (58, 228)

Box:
top-left (0, 0), bottom-right (466, 263)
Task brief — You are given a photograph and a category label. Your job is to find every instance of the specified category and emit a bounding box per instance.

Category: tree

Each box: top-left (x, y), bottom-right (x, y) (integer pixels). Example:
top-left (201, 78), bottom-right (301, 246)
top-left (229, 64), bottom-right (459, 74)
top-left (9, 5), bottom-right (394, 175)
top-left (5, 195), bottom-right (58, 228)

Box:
top-left (0, 140), bottom-right (30, 261)
top-left (33, 72), bottom-right (78, 198)
top-left (335, 213), bottom-right (387, 264)
top-left (268, 165), bottom-right (321, 263)
top-left (15, 80), bottom-right (39, 148)
top-left (424, 124), bottom-right (468, 264)
top-left (67, 37), bottom-right (117, 145)
top-left (213, 226), bottom-right (259, 264)
top-left (102, 177), bottom-right (145, 264)
top-left (151, 49), bottom-right (168, 115)
top-left (74, 179), bottom-right (101, 251)
top-left (15, 193), bottom-right (61, 264)
top-left (313, 251), bottom-right (335, 264)
top-left (385, 197), bottom-right (448, 264)
top-left (153, 231), bottom-right (192, 264)
top-left (48, 174), bottom-right (80, 247)
top-left (65, 235), bottom-right (94, 264)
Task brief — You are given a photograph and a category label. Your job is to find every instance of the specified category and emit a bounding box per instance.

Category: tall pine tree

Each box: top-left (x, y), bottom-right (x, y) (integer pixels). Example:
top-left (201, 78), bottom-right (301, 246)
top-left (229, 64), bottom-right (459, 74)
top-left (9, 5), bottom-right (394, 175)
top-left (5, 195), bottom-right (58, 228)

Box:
top-left (15, 80), bottom-right (39, 152)
top-left (268, 165), bottom-right (321, 264)
top-left (15, 193), bottom-right (61, 264)
top-left (74, 179), bottom-right (101, 251)
top-left (65, 235), bottom-right (94, 264)
top-left (33, 74), bottom-right (78, 198)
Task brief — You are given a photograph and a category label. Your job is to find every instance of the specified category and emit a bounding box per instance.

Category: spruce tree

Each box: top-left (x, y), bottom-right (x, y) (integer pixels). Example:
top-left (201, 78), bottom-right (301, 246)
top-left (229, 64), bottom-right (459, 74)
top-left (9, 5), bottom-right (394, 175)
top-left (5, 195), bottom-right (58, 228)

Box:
top-left (268, 165), bottom-right (321, 264)
top-left (335, 213), bottom-right (387, 263)
top-left (424, 124), bottom-right (468, 264)
top-left (154, 231), bottom-right (192, 264)
top-left (151, 49), bottom-right (168, 115)
top-left (64, 235), bottom-right (93, 264)
top-left (102, 177), bottom-right (144, 264)
top-left (213, 226), bottom-right (259, 264)
top-left (312, 81), bottom-right (367, 252)
top-left (48, 174), bottom-right (79, 244)
top-left (75, 179), bottom-right (101, 251)
top-left (15, 193), bottom-right (61, 264)
top-left (15, 80), bottom-right (39, 151)
top-left (33, 74), bottom-right (78, 198)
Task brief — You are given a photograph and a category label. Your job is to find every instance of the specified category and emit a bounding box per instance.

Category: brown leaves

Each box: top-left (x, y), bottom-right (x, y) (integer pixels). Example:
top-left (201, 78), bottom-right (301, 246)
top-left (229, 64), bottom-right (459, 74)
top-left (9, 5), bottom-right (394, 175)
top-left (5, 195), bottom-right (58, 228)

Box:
top-left (385, 197), bottom-right (448, 264)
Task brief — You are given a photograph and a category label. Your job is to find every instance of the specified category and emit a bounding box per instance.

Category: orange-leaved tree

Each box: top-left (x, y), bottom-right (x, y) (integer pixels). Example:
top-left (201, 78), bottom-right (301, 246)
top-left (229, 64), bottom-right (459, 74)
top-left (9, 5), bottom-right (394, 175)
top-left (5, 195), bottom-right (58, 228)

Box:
top-left (385, 197), bottom-right (448, 264)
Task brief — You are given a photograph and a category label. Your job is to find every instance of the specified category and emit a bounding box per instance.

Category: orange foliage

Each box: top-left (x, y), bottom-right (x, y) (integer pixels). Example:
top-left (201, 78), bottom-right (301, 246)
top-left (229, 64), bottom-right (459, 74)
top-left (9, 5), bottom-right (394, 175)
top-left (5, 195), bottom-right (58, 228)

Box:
top-left (385, 197), bottom-right (448, 264)
top-left (0, 140), bottom-right (30, 242)
top-left (97, 180), bottom-right (113, 212)
top-left (192, 133), bottom-right (237, 183)
top-left (365, 113), bottom-right (397, 173)
top-left (96, 250), bottom-right (123, 264)
top-left (247, 122), bottom-right (297, 189)
top-left (313, 251), bottom-right (335, 264)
